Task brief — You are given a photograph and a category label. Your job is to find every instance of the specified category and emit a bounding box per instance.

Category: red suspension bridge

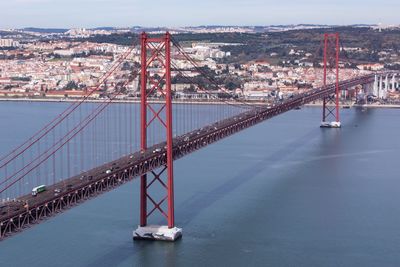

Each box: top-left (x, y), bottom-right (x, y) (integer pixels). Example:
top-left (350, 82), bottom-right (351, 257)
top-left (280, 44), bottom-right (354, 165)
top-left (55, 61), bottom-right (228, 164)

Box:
top-left (0, 32), bottom-right (397, 241)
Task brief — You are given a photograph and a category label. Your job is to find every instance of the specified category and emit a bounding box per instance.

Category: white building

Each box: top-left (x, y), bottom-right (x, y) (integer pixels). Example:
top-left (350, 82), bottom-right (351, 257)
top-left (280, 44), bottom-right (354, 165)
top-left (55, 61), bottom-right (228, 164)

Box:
top-left (0, 39), bottom-right (19, 47)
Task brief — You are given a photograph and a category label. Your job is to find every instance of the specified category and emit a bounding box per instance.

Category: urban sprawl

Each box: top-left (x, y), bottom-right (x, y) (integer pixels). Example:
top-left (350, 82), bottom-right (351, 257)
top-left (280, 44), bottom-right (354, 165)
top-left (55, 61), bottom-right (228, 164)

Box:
top-left (0, 26), bottom-right (399, 104)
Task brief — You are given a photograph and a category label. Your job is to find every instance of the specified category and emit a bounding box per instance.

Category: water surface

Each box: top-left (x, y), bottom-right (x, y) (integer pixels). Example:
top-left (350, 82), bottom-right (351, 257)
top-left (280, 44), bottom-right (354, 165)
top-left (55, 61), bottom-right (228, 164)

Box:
top-left (0, 102), bottom-right (399, 267)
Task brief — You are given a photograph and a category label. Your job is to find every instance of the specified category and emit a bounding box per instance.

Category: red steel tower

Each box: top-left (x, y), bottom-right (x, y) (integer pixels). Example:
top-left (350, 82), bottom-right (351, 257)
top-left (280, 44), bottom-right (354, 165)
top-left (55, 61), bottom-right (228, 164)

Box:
top-left (321, 33), bottom-right (341, 128)
top-left (134, 32), bottom-right (182, 241)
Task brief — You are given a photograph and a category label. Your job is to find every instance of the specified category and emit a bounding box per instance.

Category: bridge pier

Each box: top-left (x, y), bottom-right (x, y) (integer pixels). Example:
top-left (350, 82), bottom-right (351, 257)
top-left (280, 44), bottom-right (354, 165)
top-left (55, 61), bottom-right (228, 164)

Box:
top-left (364, 83), bottom-right (373, 102)
top-left (391, 74), bottom-right (397, 92)
top-left (373, 74), bottom-right (379, 97)
top-left (379, 75), bottom-right (383, 98)
top-left (134, 225), bottom-right (182, 241)
top-left (133, 32), bottom-right (182, 242)
top-left (383, 75), bottom-right (389, 99)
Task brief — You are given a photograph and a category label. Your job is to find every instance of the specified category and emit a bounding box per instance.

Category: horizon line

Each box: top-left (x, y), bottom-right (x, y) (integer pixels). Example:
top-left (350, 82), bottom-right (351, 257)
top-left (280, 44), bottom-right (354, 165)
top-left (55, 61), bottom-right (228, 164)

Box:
top-left (1, 23), bottom-right (392, 31)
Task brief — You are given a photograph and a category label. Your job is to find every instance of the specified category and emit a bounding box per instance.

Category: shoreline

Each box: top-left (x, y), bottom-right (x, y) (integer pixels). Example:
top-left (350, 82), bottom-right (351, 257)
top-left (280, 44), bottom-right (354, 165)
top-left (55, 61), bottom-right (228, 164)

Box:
top-left (0, 97), bottom-right (399, 109)
top-left (304, 103), bottom-right (400, 109)
top-left (0, 97), bottom-right (262, 106)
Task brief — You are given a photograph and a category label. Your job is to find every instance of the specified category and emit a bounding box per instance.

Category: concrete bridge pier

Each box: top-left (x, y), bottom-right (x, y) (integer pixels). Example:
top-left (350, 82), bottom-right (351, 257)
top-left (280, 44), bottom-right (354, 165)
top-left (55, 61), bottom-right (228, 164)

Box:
top-left (391, 74), bottom-right (397, 92)
top-left (383, 75), bottom-right (389, 99)
top-left (373, 74), bottom-right (379, 96)
top-left (359, 84), bottom-right (370, 103)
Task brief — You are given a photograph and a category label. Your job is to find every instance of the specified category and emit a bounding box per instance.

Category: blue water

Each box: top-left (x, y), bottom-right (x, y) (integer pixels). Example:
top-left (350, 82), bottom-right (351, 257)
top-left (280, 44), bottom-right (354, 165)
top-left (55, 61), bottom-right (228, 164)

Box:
top-left (0, 102), bottom-right (400, 266)
top-left (0, 101), bottom-right (243, 199)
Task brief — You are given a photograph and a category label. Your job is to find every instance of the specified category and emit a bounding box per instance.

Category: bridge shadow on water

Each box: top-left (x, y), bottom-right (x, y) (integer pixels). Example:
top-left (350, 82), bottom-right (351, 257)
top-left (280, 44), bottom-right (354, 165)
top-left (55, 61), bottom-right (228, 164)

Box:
top-left (177, 107), bottom-right (370, 227)
top-left (177, 128), bottom-right (321, 227)
top-left (85, 127), bottom-right (322, 267)
top-left (86, 108), bottom-right (367, 266)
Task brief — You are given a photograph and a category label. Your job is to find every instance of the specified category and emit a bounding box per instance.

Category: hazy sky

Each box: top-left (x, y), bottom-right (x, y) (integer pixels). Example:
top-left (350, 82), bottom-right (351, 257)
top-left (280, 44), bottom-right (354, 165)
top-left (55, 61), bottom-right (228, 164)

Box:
top-left (0, 0), bottom-right (398, 28)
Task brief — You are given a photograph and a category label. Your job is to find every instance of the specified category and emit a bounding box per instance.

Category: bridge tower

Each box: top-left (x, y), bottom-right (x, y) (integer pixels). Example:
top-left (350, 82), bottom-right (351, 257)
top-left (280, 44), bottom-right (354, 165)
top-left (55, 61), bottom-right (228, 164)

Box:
top-left (321, 33), bottom-right (341, 128)
top-left (133, 32), bottom-right (182, 241)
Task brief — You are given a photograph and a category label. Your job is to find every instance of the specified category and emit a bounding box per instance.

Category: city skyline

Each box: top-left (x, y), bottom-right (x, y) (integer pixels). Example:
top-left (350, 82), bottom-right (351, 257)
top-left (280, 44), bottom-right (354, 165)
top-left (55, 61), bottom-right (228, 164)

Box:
top-left (0, 0), bottom-right (398, 28)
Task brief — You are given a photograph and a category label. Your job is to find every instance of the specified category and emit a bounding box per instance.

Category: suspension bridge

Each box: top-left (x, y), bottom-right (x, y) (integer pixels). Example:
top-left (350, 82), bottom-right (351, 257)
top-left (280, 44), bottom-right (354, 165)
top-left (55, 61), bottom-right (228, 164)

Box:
top-left (0, 32), bottom-right (398, 241)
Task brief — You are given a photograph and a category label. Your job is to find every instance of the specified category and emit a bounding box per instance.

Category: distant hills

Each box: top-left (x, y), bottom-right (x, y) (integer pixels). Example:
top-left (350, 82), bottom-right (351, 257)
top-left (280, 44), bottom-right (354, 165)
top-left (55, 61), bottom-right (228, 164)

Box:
top-left (22, 27), bottom-right (69, 33)
top-left (20, 27), bottom-right (121, 33)
top-left (14, 24), bottom-right (380, 34)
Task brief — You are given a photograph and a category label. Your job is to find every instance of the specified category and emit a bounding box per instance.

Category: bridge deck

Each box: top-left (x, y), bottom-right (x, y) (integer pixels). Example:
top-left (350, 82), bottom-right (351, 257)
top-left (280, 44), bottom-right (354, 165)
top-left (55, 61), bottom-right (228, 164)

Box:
top-left (0, 74), bottom-right (376, 239)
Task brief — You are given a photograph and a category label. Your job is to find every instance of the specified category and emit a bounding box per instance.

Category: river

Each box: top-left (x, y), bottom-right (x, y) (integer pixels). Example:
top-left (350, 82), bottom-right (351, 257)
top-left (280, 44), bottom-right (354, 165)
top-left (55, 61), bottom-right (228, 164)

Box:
top-left (0, 102), bottom-right (399, 266)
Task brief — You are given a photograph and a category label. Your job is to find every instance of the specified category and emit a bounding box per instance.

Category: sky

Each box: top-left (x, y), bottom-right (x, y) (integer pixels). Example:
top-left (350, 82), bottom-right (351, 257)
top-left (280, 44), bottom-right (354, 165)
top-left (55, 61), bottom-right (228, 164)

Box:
top-left (0, 0), bottom-right (398, 28)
